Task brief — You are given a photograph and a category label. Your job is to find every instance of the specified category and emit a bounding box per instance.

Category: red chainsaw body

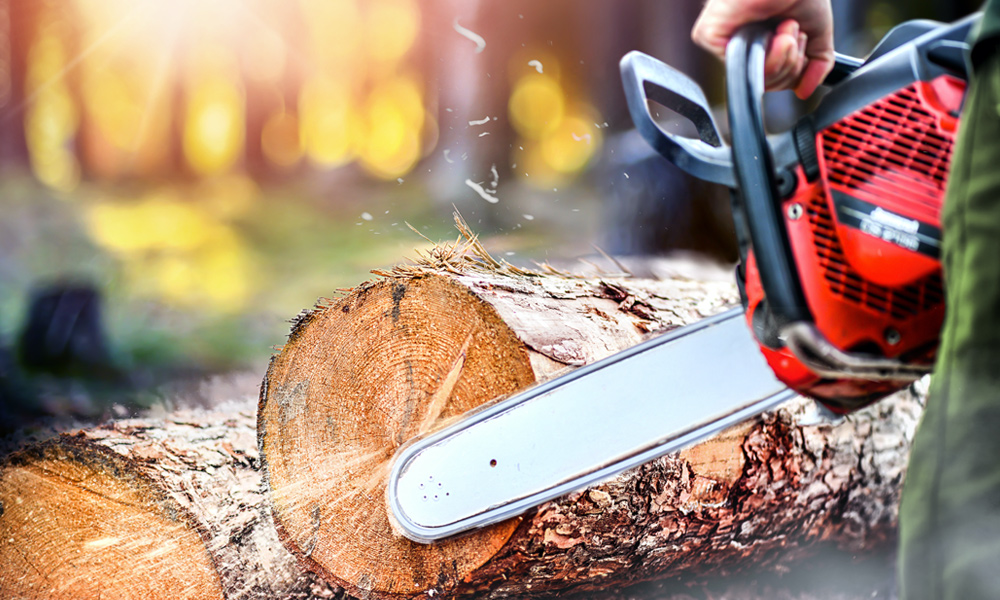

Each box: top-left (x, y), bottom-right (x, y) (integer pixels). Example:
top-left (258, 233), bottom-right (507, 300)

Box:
top-left (743, 75), bottom-right (964, 411)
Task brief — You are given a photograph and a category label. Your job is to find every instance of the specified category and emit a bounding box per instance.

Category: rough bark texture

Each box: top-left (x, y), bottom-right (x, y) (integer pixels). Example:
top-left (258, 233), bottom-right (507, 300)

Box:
top-left (0, 376), bottom-right (342, 600)
top-left (257, 235), bottom-right (925, 600)
top-left (465, 382), bottom-right (923, 599)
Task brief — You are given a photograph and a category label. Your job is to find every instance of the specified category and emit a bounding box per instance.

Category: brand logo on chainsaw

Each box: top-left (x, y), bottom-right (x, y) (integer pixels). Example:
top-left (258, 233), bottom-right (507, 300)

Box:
top-left (831, 190), bottom-right (941, 258)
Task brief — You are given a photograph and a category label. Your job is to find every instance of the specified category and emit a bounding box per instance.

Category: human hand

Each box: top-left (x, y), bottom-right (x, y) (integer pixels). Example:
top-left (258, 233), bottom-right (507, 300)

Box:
top-left (691, 0), bottom-right (834, 99)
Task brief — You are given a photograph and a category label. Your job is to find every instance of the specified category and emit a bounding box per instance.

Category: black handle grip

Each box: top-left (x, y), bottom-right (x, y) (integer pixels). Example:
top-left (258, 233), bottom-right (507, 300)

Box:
top-left (726, 25), bottom-right (812, 326)
top-left (620, 51), bottom-right (734, 187)
top-left (825, 52), bottom-right (865, 85)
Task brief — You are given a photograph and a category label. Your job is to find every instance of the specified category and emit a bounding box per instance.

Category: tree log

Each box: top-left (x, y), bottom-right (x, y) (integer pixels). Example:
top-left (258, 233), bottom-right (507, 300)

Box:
top-left (0, 380), bottom-right (341, 600)
top-left (258, 241), bottom-right (925, 599)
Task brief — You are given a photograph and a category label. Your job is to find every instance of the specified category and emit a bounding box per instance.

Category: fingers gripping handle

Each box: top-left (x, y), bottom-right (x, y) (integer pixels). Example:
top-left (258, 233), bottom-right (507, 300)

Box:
top-left (620, 51), bottom-right (734, 187)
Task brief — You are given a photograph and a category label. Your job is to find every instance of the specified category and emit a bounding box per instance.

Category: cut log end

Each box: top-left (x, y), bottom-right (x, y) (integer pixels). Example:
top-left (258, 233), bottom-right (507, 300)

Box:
top-left (258, 276), bottom-right (537, 597)
top-left (0, 437), bottom-right (223, 600)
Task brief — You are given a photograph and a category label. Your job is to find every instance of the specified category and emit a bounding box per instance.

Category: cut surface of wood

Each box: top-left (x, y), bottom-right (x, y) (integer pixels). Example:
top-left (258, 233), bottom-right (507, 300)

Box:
top-left (260, 276), bottom-right (537, 596)
top-left (0, 438), bottom-right (222, 600)
top-left (1, 378), bottom-right (342, 600)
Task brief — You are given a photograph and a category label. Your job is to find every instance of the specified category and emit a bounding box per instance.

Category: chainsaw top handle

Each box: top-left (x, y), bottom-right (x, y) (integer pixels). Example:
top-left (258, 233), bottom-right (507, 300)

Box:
top-left (725, 24), bottom-right (812, 327)
top-left (619, 41), bottom-right (863, 193)
top-left (619, 26), bottom-right (820, 328)
top-left (620, 51), bottom-right (735, 187)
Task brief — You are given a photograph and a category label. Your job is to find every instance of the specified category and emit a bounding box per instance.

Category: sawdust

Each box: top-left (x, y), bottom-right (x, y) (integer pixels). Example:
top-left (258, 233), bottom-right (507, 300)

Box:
top-left (371, 212), bottom-right (576, 281)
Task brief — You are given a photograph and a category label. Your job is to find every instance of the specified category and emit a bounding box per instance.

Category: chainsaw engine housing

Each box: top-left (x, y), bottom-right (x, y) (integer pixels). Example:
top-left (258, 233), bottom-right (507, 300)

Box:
top-left (621, 15), bottom-right (977, 413)
top-left (746, 74), bottom-right (964, 411)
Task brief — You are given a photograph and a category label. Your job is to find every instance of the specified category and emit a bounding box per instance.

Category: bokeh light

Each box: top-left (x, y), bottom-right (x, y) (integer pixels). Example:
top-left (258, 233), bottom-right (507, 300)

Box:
top-left (359, 76), bottom-right (425, 179)
top-left (299, 75), bottom-right (359, 167)
top-left (509, 73), bottom-right (565, 140)
top-left (183, 45), bottom-right (245, 176)
top-left (13, 0), bottom-right (615, 321)
top-left (365, 0), bottom-right (420, 66)
top-left (85, 188), bottom-right (254, 313)
top-left (24, 16), bottom-right (80, 192)
top-left (540, 112), bottom-right (602, 174)
top-left (508, 55), bottom-right (604, 187)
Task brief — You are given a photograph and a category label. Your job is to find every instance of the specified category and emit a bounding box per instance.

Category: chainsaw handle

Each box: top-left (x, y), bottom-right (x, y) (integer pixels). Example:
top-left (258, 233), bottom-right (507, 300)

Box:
top-left (726, 24), bottom-right (812, 326)
top-left (825, 52), bottom-right (865, 85)
top-left (620, 51), bottom-right (735, 187)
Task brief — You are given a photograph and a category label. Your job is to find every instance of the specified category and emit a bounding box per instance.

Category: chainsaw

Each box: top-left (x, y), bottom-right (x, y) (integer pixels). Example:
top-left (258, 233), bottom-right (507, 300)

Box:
top-left (387, 14), bottom-right (978, 543)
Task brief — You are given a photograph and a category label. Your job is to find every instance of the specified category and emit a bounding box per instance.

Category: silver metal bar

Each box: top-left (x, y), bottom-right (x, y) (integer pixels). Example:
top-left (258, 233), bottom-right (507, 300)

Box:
top-left (387, 308), bottom-right (795, 543)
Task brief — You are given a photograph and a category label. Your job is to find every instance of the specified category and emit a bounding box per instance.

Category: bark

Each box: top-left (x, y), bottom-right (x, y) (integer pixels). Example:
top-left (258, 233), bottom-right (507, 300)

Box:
top-left (257, 233), bottom-right (925, 600)
top-left (0, 377), bottom-right (342, 600)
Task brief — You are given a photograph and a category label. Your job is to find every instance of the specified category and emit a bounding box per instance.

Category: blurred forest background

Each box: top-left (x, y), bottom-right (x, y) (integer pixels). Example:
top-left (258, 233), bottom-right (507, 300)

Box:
top-left (0, 0), bottom-right (979, 425)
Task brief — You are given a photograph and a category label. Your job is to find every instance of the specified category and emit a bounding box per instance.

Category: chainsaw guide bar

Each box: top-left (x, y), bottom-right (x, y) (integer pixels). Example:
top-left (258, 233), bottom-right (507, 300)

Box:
top-left (388, 308), bottom-right (795, 543)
